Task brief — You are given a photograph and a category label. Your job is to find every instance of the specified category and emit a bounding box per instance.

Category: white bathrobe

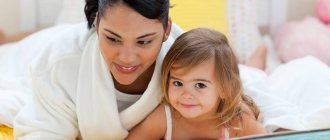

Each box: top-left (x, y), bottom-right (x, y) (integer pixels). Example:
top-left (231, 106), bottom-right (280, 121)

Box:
top-left (10, 22), bottom-right (316, 139)
top-left (13, 22), bottom-right (180, 140)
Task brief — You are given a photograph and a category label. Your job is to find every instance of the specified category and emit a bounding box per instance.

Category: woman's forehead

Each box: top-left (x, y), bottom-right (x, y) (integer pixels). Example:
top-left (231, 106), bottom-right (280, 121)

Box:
top-left (100, 4), bottom-right (164, 38)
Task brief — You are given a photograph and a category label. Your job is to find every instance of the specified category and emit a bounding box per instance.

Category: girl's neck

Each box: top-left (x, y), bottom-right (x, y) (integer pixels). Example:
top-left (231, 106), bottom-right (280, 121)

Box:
top-left (180, 115), bottom-right (219, 128)
top-left (114, 63), bottom-right (155, 95)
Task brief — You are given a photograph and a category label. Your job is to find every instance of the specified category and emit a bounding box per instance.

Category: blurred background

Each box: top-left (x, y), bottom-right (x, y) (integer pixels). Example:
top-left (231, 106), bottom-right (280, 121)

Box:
top-left (1, 0), bottom-right (329, 72)
top-left (0, 0), bottom-right (315, 36)
top-left (0, 0), bottom-right (61, 35)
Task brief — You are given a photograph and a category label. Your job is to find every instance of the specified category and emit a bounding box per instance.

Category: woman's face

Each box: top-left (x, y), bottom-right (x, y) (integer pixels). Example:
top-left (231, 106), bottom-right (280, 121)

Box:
top-left (97, 4), bottom-right (169, 85)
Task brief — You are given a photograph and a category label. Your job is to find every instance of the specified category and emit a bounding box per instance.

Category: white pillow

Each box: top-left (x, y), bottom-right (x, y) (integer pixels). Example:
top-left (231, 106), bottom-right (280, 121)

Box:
top-left (269, 56), bottom-right (330, 129)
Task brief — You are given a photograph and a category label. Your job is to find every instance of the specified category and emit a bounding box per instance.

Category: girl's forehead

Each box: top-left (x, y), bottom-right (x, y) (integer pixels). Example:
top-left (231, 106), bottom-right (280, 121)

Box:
top-left (170, 59), bottom-right (215, 75)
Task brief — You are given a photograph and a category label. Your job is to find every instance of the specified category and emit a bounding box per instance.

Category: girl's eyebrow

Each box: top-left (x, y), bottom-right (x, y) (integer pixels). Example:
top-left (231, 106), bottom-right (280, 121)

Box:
top-left (104, 28), bottom-right (156, 39)
top-left (192, 79), bottom-right (212, 83)
top-left (170, 76), bottom-right (181, 81)
top-left (170, 76), bottom-right (212, 83)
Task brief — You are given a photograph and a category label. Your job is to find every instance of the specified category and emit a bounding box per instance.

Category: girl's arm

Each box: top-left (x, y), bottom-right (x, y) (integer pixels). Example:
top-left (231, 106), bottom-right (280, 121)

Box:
top-left (126, 104), bottom-right (167, 140)
top-left (236, 112), bottom-right (267, 136)
top-left (231, 105), bottom-right (267, 138)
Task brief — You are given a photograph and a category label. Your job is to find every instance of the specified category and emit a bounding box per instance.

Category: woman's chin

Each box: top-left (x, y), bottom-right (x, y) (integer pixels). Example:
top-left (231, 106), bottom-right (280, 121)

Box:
top-left (114, 77), bottom-right (136, 85)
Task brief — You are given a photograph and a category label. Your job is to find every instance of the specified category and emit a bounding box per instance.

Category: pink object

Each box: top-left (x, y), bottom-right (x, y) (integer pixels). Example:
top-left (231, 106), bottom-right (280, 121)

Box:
top-left (275, 17), bottom-right (330, 65)
top-left (316, 0), bottom-right (330, 24)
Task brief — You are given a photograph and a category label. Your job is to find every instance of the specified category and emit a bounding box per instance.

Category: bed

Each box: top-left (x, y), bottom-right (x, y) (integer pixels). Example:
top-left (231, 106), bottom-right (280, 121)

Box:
top-left (1, 0), bottom-right (330, 139)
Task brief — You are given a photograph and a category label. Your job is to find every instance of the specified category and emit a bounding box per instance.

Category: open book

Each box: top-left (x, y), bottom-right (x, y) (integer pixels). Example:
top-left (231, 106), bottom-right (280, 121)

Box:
top-left (233, 129), bottom-right (330, 140)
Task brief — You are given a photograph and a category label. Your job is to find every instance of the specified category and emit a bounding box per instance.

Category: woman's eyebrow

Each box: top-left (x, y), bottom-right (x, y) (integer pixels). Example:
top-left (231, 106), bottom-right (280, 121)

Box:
top-left (137, 33), bottom-right (157, 39)
top-left (104, 28), bottom-right (121, 38)
top-left (103, 28), bottom-right (156, 39)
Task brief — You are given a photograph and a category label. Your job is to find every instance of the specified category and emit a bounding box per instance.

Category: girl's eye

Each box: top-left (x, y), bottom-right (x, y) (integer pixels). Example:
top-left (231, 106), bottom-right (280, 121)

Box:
top-left (137, 40), bottom-right (152, 45)
top-left (195, 83), bottom-right (207, 89)
top-left (172, 81), bottom-right (183, 87)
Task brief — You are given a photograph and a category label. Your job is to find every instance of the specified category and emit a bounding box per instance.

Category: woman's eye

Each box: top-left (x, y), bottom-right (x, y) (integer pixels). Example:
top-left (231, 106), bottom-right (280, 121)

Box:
top-left (137, 40), bottom-right (152, 45)
top-left (106, 37), bottom-right (121, 43)
top-left (195, 83), bottom-right (207, 89)
top-left (172, 81), bottom-right (183, 87)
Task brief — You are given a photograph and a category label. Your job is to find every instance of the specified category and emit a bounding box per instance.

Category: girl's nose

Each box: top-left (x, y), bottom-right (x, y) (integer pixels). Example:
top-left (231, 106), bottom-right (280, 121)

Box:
top-left (181, 89), bottom-right (194, 99)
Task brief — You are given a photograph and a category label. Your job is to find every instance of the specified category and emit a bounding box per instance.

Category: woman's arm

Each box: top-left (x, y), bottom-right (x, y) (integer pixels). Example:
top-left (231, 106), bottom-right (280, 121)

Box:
top-left (126, 104), bottom-right (167, 140)
top-left (14, 56), bottom-right (80, 140)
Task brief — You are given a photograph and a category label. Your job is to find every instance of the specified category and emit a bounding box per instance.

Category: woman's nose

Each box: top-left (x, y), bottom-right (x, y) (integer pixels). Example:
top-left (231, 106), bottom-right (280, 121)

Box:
top-left (118, 46), bottom-right (136, 64)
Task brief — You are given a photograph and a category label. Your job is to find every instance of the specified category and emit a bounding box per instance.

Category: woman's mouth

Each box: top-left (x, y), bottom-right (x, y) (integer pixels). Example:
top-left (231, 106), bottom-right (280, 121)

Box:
top-left (114, 63), bottom-right (139, 73)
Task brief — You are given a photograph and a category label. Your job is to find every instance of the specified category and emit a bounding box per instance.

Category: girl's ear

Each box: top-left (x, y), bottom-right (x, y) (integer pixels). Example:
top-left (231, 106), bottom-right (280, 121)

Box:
top-left (163, 17), bottom-right (172, 42)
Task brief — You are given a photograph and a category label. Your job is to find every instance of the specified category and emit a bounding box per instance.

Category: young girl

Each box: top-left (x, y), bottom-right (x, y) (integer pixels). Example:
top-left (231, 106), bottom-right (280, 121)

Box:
top-left (126, 28), bottom-right (267, 140)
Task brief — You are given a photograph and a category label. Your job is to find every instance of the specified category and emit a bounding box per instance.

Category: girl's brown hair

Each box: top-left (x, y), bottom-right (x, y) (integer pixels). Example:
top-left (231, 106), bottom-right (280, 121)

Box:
top-left (161, 28), bottom-right (260, 128)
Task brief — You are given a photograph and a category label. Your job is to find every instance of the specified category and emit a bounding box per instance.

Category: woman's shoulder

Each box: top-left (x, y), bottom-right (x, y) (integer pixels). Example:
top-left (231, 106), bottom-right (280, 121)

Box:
top-left (28, 23), bottom-right (94, 100)
top-left (30, 22), bottom-right (93, 74)
top-left (42, 22), bottom-right (92, 56)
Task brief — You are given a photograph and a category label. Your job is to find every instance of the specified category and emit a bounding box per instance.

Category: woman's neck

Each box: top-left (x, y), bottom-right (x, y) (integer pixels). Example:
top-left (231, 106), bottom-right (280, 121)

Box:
top-left (113, 63), bottom-right (155, 95)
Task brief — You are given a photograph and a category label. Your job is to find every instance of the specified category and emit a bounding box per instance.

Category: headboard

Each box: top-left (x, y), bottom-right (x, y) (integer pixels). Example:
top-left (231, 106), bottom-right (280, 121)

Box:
top-left (19, 0), bottom-right (63, 31)
top-left (20, 0), bottom-right (314, 36)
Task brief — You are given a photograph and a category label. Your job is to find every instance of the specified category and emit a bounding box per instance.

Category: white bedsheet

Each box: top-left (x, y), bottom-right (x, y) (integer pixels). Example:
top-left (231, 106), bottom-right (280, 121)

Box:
top-left (269, 56), bottom-right (330, 129)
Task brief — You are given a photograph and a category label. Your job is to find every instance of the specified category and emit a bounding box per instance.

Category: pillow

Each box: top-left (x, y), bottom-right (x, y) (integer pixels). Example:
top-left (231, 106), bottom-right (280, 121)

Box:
top-left (269, 56), bottom-right (330, 129)
top-left (169, 0), bottom-right (229, 36)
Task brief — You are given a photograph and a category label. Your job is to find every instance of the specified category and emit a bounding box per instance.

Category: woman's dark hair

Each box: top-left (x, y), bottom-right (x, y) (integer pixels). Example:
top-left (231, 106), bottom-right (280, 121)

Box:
top-left (85, 0), bottom-right (169, 29)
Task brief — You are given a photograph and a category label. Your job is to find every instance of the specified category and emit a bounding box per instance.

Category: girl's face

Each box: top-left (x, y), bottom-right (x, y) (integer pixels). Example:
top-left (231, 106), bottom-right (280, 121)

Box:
top-left (168, 58), bottom-right (221, 120)
top-left (98, 4), bottom-right (169, 85)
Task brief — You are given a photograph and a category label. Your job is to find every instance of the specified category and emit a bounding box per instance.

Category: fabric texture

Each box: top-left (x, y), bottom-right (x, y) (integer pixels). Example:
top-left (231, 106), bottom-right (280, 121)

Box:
top-left (239, 65), bottom-right (306, 132)
top-left (0, 24), bottom-right (75, 127)
top-left (164, 105), bottom-right (172, 140)
top-left (269, 56), bottom-right (330, 129)
top-left (0, 126), bottom-right (13, 140)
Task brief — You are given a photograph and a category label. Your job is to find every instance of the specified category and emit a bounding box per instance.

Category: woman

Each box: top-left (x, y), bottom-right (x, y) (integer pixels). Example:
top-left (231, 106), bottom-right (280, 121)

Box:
top-left (11, 0), bottom-right (306, 139)
top-left (14, 0), bottom-right (176, 139)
